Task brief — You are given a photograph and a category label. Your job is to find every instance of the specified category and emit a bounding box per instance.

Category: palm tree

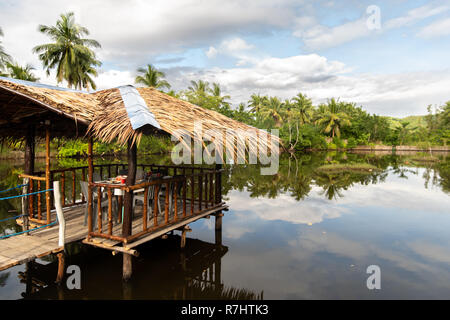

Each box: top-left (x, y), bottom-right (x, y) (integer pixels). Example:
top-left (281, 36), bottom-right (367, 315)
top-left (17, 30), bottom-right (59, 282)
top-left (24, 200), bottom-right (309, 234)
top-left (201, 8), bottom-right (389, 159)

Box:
top-left (248, 93), bottom-right (267, 114)
top-left (291, 93), bottom-right (313, 125)
top-left (32, 12), bottom-right (101, 90)
top-left (0, 27), bottom-right (12, 71)
top-left (315, 98), bottom-right (351, 138)
top-left (260, 96), bottom-right (284, 127)
top-left (135, 64), bottom-right (171, 90)
top-left (5, 62), bottom-right (39, 82)
top-left (209, 82), bottom-right (231, 110)
top-left (188, 80), bottom-right (209, 94)
top-left (210, 82), bottom-right (230, 101)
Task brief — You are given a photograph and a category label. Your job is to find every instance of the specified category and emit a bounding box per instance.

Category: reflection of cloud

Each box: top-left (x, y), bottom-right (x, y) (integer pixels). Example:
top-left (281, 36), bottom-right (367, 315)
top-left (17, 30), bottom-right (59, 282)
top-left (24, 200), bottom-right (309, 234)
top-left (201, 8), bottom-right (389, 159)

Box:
top-left (289, 229), bottom-right (368, 261)
top-left (407, 241), bottom-right (450, 265)
top-left (288, 228), bottom-right (450, 284)
top-left (228, 189), bottom-right (349, 226)
top-left (333, 169), bottom-right (449, 213)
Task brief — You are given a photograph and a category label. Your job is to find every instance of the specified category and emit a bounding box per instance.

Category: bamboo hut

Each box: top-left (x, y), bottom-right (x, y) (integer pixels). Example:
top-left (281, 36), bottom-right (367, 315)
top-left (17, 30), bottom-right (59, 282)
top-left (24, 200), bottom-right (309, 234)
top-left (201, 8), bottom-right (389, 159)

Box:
top-left (0, 76), bottom-right (278, 280)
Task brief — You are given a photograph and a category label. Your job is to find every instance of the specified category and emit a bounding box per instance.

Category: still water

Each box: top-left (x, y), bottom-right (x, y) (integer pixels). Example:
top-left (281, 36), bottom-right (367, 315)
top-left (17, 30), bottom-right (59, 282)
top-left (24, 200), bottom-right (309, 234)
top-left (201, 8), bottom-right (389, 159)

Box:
top-left (0, 152), bottom-right (449, 299)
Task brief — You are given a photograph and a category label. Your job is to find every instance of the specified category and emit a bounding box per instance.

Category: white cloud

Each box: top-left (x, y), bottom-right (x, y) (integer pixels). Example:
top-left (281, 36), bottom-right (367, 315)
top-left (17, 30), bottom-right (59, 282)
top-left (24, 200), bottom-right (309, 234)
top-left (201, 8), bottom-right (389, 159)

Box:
top-left (205, 46), bottom-right (218, 59)
top-left (206, 38), bottom-right (257, 66)
top-left (168, 53), bottom-right (449, 116)
top-left (0, 0), bottom-right (297, 68)
top-left (295, 17), bottom-right (371, 51)
top-left (294, 3), bottom-right (450, 50)
top-left (94, 69), bottom-right (135, 90)
top-left (417, 17), bottom-right (450, 38)
top-left (385, 4), bottom-right (450, 29)
top-left (221, 38), bottom-right (254, 52)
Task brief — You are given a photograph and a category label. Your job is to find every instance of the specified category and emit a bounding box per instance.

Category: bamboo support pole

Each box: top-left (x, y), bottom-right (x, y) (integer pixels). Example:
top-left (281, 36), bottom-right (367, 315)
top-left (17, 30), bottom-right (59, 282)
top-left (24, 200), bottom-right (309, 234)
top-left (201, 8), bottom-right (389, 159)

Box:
top-left (45, 126), bottom-right (51, 225)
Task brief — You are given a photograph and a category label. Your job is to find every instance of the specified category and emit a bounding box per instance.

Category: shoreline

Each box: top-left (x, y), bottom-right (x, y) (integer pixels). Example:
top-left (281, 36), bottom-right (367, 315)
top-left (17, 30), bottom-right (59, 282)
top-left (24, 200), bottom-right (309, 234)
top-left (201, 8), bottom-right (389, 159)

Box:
top-left (1, 145), bottom-right (448, 160)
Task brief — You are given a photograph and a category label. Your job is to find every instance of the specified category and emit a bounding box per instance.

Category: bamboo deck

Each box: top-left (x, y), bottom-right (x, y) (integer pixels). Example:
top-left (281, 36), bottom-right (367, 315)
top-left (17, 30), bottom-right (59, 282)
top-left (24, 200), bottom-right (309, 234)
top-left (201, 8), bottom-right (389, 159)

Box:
top-left (0, 200), bottom-right (227, 271)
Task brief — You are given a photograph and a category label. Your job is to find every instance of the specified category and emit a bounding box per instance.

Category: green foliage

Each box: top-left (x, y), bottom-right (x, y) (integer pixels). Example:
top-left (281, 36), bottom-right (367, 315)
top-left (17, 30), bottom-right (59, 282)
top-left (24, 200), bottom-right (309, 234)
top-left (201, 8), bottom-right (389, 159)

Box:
top-left (56, 139), bottom-right (88, 157)
top-left (357, 133), bottom-right (370, 146)
top-left (347, 137), bottom-right (357, 149)
top-left (332, 137), bottom-right (345, 149)
top-left (138, 135), bottom-right (174, 154)
top-left (295, 124), bottom-right (327, 150)
top-left (327, 143), bottom-right (337, 150)
top-left (5, 61), bottom-right (39, 81)
top-left (0, 26), bottom-right (12, 71)
top-left (135, 64), bottom-right (171, 90)
top-left (94, 141), bottom-right (125, 155)
top-left (32, 12), bottom-right (101, 90)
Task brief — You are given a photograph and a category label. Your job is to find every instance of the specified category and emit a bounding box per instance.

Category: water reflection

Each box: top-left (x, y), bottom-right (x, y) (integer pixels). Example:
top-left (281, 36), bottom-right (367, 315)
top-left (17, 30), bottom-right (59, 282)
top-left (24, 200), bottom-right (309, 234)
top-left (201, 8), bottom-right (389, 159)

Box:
top-left (0, 152), bottom-right (450, 299)
top-left (223, 152), bottom-right (449, 201)
top-left (17, 236), bottom-right (262, 300)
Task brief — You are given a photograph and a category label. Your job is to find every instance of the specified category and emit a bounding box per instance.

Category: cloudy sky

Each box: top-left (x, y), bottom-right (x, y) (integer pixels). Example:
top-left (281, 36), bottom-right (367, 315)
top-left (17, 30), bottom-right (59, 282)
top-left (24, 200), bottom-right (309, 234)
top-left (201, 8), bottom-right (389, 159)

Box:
top-left (1, 0), bottom-right (449, 117)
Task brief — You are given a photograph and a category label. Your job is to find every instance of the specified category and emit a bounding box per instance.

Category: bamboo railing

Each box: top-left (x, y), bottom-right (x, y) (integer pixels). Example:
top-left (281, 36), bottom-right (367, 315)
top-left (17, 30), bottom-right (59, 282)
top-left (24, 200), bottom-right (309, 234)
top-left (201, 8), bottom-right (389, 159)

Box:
top-left (87, 167), bottom-right (223, 244)
top-left (28, 163), bottom-right (222, 239)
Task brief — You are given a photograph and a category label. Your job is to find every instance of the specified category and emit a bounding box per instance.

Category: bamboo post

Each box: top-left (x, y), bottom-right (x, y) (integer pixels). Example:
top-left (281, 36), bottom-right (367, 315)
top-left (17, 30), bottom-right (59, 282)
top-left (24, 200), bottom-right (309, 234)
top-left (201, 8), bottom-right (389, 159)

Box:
top-left (122, 140), bottom-right (136, 281)
top-left (37, 180), bottom-right (41, 220)
top-left (22, 124), bottom-right (35, 232)
top-left (215, 213), bottom-right (223, 246)
top-left (45, 125), bottom-right (51, 224)
top-left (61, 172), bottom-right (65, 207)
top-left (215, 164), bottom-right (222, 204)
top-left (180, 225), bottom-right (191, 249)
top-left (88, 138), bottom-right (94, 234)
top-left (53, 181), bottom-right (65, 247)
top-left (21, 178), bottom-right (29, 232)
top-left (142, 187), bottom-right (148, 231)
top-left (56, 252), bottom-right (65, 284)
top-left (72, 170), bottom-right (76, 205)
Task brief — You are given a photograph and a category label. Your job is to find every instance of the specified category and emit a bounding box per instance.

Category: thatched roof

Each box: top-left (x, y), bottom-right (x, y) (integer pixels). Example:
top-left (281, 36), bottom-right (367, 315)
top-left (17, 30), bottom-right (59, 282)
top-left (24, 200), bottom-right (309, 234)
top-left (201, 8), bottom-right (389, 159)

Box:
top-left (0, 76), bottom-right (279, 156)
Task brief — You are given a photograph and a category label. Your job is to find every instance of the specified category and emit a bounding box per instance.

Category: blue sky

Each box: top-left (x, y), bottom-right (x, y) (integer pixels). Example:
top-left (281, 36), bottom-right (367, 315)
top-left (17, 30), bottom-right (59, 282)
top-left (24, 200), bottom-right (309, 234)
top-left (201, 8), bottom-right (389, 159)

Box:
top-left (1, 0), bottom-right (449, 116)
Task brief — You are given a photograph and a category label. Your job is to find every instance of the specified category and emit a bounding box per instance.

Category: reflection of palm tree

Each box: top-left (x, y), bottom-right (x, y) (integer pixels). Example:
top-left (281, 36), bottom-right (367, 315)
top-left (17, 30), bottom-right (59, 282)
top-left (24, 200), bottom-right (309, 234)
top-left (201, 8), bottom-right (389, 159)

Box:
top-left (315, 172), bottom-right (347, 200)
top-left (289, 174), bottom-right (312, 201)
top-left (392, 166), bottom-right (416, 179)
top-left (0, 272), bottom-right (10, 287)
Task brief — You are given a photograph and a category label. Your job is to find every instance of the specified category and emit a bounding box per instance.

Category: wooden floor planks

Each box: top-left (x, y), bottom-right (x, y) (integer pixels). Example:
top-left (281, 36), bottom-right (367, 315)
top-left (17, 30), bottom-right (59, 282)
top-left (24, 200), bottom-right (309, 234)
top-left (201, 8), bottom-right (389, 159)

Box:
top-left (0, 200), bottom-right (226, 271)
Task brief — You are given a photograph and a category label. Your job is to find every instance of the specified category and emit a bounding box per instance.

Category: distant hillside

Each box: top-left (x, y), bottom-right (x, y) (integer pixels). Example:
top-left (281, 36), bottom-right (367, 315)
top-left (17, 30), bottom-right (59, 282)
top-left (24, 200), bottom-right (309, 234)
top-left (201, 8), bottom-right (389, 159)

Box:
top-left (387, 115), bottom-right (427, 131)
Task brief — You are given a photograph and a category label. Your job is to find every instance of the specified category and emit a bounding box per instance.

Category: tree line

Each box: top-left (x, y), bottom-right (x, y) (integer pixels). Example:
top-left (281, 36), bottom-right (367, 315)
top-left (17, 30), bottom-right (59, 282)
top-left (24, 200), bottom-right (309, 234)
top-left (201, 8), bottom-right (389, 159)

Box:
top-left (0, 12), bottom-right (448, 154)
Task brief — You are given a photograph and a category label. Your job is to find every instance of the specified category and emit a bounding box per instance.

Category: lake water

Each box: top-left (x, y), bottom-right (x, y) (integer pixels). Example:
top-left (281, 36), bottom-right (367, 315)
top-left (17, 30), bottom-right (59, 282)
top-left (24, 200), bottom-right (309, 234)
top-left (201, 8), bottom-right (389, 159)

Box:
top-left (0, 152), bottom-right (449, 299)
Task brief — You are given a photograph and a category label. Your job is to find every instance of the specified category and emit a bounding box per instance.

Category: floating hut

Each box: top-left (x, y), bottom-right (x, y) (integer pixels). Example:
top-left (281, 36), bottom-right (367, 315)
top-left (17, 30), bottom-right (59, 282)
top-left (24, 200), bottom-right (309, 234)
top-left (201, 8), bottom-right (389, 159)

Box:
top-left (0, 76), bottom-right (277, 280)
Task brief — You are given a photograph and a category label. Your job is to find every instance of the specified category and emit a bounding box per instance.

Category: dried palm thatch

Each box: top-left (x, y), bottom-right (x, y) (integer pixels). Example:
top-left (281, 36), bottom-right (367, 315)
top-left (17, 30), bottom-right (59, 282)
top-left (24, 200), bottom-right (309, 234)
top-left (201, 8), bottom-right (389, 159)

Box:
top-left (0, 78), bottom-right (97, 125)
top-left (0, 77), bottom-right (280, 158)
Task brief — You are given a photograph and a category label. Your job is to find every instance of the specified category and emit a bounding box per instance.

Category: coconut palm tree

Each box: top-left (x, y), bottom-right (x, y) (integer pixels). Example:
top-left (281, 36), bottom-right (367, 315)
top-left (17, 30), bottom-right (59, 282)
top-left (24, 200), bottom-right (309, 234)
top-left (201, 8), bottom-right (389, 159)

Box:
top-left (0, 27), bottom-right (12, 71)
top-left (210, 82), bottom-right (230, 102)
top-left (5, 62), bottom-right (39, 82)
top-left (188, 80), bottom-right (209, 94)
top-left (291, 93), bottom-right (313, 125)
top-left (248, 93), bottom-right (268, 114)
top-left (315, 98), bottom-right (351, 138)
top-left (32, 12), bottom-right (101, 90)
top-left (135, 64), bottom-right (171, 90)
top-left (260, 96), bottom-right (284, 127)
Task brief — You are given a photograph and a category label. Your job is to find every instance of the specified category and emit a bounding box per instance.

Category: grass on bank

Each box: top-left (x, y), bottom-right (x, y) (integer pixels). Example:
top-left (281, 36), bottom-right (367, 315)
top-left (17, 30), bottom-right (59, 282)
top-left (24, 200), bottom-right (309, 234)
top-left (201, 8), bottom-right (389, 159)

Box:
top-left (316, 163), bottom-right (381, 173)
